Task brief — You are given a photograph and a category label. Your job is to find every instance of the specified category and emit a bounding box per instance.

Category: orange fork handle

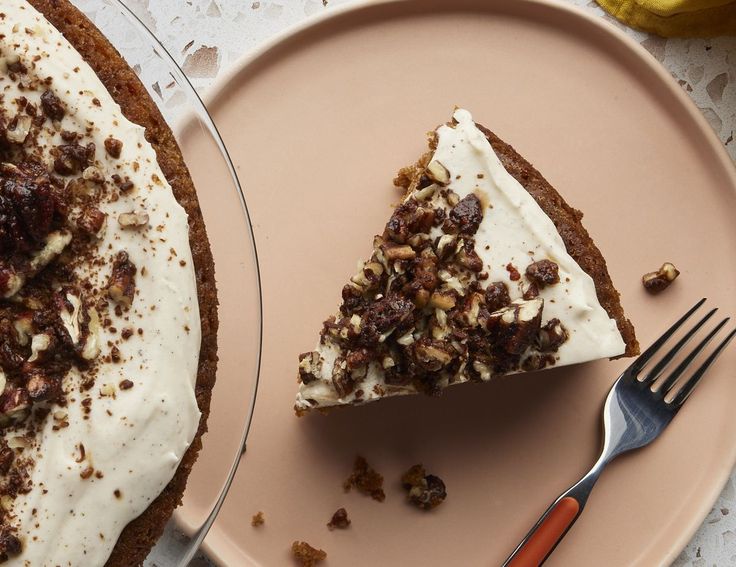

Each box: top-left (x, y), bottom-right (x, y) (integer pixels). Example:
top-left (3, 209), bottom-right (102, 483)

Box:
top-left (506, 496), bottom-right (581, 567)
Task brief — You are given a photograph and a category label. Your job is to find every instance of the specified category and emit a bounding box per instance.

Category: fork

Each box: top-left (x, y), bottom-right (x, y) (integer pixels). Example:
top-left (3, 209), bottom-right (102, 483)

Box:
top-left (502, 298), bottom-right (736, 567)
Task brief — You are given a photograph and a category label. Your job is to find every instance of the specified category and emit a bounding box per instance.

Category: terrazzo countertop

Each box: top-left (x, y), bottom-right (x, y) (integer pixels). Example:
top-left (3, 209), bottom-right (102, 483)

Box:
top-left (117, 1), bottom-right (735, 565)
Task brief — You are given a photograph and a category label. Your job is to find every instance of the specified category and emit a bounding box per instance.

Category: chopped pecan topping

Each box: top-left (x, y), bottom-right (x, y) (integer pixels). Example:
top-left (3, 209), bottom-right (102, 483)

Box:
top-left (426, 160), bottom-right (450, 185)
top-left (642, 262), bottom-right (679, 294)
top-left (413, 338), bottom-right (454, 371)
top-left (526, 259), bottom-right (560, 287)
top-left (107, 251), bottom-right (137, 307)
top-left (250, 511), bottom-right (265, 527)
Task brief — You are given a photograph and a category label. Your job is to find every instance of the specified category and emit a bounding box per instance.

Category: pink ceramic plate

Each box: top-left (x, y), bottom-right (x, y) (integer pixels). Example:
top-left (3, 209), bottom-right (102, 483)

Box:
top-left (179, 0), bottom-right (736, 565)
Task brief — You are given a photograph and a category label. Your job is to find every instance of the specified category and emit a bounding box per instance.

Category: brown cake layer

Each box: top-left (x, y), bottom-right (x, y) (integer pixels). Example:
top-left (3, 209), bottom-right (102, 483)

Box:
top-left (475, 124), bottom-right (638, 357)
top-left (26, 1), bottom-right (220, 565)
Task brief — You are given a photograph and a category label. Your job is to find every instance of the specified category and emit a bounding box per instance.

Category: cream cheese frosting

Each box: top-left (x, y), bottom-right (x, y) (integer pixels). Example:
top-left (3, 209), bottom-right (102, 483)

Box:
top-left (296, 108), bottom-right (625, 411)
top-left (0, 2), bottom-right (201, 565)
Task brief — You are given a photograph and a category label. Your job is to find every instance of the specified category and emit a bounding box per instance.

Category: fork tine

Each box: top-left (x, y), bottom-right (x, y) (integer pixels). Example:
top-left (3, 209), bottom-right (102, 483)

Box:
top-left (640, 308), bottom-right (718, 385)
top-left (629, 298), bottom-right (707, 377)
top-left (672, 328), bottom-right (736, 407)
top-left (657, 318), bottom-right (730, 396)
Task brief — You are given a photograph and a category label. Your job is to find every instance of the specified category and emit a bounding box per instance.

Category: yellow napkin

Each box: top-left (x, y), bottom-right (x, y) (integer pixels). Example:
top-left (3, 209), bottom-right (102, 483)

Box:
top-left (596, 0), bottom-right (736, 36)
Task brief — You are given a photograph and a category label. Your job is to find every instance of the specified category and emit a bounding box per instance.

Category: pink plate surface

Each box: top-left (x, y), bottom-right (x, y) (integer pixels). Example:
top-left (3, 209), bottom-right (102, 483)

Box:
top-left (179, 0), bottom-right (736, 565)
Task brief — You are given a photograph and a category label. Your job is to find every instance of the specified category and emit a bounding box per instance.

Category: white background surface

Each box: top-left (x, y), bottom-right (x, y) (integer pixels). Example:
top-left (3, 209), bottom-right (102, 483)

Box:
top-left (120, 1), bottom-right (736, 565)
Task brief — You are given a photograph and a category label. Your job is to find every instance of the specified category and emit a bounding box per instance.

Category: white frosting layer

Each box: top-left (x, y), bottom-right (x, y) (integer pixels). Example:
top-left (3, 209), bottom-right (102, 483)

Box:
top-left (0, 2), bottom-right (201, 565)
top-left (296, 108), bottom-right (625, 410)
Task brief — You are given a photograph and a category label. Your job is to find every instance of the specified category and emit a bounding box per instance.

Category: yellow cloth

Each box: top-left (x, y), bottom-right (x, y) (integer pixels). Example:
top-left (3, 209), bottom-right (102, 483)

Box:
top-left (596, 0), bottom-right (736, 36)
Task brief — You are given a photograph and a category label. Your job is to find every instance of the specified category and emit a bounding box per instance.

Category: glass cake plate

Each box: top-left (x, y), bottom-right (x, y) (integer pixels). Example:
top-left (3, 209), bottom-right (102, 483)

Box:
top-left (68, 1), bottom-right (262, 565)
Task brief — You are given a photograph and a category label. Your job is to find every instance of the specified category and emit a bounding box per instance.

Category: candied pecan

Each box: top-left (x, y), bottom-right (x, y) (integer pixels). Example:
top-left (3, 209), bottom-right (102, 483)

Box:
top-left (526, 259), bottom-right (560, 287)
top-left (345, 348), bottom-right (370, 370)
top-left (25, 371), bottom-right (59, 402)
top-left (107, 251), bottom-right (136, 307)
top-left (53, 142), bottom-right (94, 176)
top-left (76, 206), bottom-right (106, 237)
top-left (457, 239), bottom-right (483, 272)
top-left (642, 262), bottom-right (679, 294)
top-left (298, 351), bottom-right (321, 385)
top-left (485, 281), bottom-right (511, 312)
top-left (331, 356), bottom-right (355, 398)
top-left (401, 464), bottom-right (447, 510)
top-left (327, 507), bottom-right (351, 530)
top-left (291, 541), bottom-right (326, 567)
top-left (449, 194), bottom-right (482, 235)
top-left (487, 298), bottom-right (544, 355)
top-left (538, 318), bottom-right (568, 352)
top-left (357, 294), bottom-right (414, 346)
top-left (385, 199), bottom-right (417, 243)
top-left (412, 255), bottom-right (438, 292)
top-left (340, 284), bottom-right (368, 316)
top-left (40, 90), bottom-right (65, 121)
top-left (412, 337), bottom-right (454, 371)
top-left (343, 455), bottom-right (385, 502)
top-left (104, 137), bottom-right (123, 158)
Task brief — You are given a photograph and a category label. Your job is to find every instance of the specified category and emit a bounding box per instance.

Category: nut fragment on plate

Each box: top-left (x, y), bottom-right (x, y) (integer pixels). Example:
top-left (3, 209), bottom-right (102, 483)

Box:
top-left (326, 507), bottom-right (351, 530)
top-left (343, 455), bottom-right (385, 502)
top-left (291, 541), bottom-right (327, 567)
top-left (401, 464), bottom-right (447, 510)
top-left (642, 262), bottom-right (680, 294)
top-left (250, 511), bottom-right (264, 527)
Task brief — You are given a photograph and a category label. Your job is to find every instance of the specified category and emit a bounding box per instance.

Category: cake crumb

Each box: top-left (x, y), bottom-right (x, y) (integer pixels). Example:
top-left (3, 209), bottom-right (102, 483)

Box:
top-left (291, 541), bottom-right (326, 566)
top-left (326, 507), bottom-right (350, 530)
top-left (401, 464), bottom-right (447, 510)
top-left (251, 511), bottom-right (264, 527)
top-left (343, 456), bottom-right (385, 502)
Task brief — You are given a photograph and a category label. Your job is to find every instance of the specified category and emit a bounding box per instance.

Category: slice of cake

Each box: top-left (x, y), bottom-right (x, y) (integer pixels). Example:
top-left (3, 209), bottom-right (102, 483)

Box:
top-left (296, 109), bottom-right (637, 413)
top-left (0, 1), bottom-right (218, 565)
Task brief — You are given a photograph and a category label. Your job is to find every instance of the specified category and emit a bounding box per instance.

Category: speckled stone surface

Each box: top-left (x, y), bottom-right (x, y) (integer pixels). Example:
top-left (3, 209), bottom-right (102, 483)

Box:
top-left (118, 1), bottom-right (735, 565)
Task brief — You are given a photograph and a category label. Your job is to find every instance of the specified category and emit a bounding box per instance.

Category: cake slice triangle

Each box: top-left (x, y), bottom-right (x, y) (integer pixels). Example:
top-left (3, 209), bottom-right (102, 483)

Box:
top-left (296, 109), bottom-right (637, 414)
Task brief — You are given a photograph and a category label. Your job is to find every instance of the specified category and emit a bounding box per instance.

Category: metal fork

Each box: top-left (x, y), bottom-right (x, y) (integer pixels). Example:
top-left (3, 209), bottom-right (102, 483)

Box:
top-left (502, 298), bottom-right (736, 567)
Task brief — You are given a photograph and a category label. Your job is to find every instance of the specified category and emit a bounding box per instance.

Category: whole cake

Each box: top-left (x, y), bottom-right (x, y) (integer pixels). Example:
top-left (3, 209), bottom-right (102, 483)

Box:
top-left (296, 108), bottom-right (637, 413)
top-left (0, 1), bottom-right (218, 565)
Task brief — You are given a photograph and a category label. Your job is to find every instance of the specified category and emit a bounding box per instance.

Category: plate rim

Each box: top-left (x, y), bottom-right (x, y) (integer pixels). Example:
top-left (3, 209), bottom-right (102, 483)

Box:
top-left (199, 1), bottom-right (736, 565)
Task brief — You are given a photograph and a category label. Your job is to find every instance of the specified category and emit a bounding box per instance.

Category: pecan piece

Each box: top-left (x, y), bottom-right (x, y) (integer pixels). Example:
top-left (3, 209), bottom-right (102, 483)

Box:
top-left (297, 351), bottom-right (321, 384)
top-left (40, 90), bottom-right (65, 121)
top-left (104, 137), bottom-right (123, 158)
top-left (484, 281), bottom-right (511, 312)
top-left (449, 194), bottom-right (483, 235)
top-left (642, 262), bottom-right (679, 294)
top-left (487, 298), bottom-right (544, 355)
top-left (76, 206), bottom-right (107, 237)
top-left (538, 318), bottom-right (568, 352)
top-left (526, 259), bottom-right (560, 287)
top-left (401, 464), bottom-right (447, 510)
top-left (107, 251), bottom-right (137, 307)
